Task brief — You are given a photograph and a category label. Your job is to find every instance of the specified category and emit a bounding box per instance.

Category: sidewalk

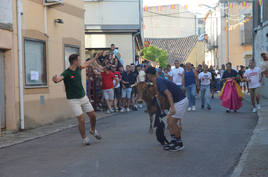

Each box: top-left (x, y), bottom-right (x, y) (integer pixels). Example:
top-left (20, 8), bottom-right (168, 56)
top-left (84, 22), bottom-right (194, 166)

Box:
top-left (0, 112), bottom-right (117, 149)
top-left (231, 94), bottom-right (268, 177)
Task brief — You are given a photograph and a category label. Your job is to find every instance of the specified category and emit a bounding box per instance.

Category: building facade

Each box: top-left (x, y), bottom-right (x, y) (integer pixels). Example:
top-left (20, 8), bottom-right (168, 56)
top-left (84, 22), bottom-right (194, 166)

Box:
top-left (84, 0), bottom-right (143, 65)
top-left (0, 0), bottom-right (14, 131)
top-left (208, 1), bottom-right (252, 67)
top-left (1, 0), bottom-right (85, 131)
top-left (253, 0), bottom-right (268, 98)
top-left (143, 4), bottom-right (197, 38)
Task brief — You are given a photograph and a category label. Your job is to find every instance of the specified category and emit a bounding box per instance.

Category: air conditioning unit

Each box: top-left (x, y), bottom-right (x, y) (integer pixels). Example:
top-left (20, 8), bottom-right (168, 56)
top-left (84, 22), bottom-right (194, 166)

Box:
top-left (44, 0), bottom-right (63, 6)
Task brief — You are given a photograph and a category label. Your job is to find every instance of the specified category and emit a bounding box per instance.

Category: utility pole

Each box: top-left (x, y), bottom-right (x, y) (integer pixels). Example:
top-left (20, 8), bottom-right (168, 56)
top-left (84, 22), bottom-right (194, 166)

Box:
top-left (226, 3), bottom-right (230, 63)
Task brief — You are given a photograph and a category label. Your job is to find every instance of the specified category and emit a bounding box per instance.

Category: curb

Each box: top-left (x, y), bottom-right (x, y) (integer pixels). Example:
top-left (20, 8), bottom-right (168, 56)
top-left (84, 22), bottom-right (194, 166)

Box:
top-left (230, 115), bottom-right (259, 177)
top-left (0, 112), bottom-right (120, 149)
top-left (231, 95), bottom-right (266, 177)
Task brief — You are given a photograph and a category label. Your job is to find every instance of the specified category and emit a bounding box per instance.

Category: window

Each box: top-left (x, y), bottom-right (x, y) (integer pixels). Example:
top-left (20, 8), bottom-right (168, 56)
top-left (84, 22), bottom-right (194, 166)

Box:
top-left (64, 45), bottom-right (80, 69)
top-left (24, 39), bottom-right (47, 87)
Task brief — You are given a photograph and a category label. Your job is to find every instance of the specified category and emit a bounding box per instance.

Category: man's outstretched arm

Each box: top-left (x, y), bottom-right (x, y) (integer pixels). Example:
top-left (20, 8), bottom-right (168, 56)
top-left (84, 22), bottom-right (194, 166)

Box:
top-left (52, 74), bottom-right (64, 83)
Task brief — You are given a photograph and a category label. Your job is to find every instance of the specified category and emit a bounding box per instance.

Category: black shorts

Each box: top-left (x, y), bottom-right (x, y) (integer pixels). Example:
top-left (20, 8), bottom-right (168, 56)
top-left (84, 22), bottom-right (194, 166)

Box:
top-left (114, 87), bottom-right (121, 99)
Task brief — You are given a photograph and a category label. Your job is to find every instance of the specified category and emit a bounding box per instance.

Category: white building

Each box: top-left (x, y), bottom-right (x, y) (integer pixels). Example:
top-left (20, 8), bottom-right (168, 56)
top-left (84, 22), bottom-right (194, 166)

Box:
top-left (204, 6), bottom-right (223, 67)
top-left (143, 4), bottom-right (197, 38)
top-left (84, 0), bottom-right (144, 65)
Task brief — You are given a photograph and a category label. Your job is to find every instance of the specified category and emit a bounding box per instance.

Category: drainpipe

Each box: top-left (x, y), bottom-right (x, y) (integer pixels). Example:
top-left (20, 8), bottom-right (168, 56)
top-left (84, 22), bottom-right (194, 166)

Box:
top-left (17, 0), bottom-right (24, 130)
top-left (132, 32), bottom-right (141, 63)
top-left (44, 5), bottom-right (47, 34)
top-left (252, 0), bottom-right (255, 61)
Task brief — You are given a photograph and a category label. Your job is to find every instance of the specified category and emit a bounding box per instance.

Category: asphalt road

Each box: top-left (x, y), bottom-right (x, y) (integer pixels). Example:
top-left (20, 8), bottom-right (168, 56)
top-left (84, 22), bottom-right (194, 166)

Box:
top-left (0, 97), bottom-right (257, 177)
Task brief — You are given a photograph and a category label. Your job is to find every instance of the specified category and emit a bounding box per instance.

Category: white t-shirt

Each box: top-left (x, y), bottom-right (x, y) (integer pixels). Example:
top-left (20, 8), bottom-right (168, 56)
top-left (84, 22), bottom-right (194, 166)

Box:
top-left (215, 69), bottom-right (221, 79)
top-left (244, 67), bottom-right (262, 89)
top-left (171, 67), bottom-right (184, 85)
top-left (199, 71), bottom-right (212, 85)
top-left (137, 70), bottom-right (146, 82)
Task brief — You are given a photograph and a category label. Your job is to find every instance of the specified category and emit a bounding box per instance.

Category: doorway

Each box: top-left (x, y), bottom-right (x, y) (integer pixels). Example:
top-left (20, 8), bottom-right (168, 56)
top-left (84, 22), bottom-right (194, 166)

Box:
top-left (0, 51), bottom-right (5, 129)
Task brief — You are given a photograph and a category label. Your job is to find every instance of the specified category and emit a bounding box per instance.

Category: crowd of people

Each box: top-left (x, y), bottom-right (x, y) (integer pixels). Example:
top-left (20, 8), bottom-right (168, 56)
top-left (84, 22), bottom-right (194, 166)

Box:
top-left (86, 44), bottom-right (268, 115)
top-left (86, 44), bottom-right (151, 114)
top-left (52, 43), bottom-right (268, 149)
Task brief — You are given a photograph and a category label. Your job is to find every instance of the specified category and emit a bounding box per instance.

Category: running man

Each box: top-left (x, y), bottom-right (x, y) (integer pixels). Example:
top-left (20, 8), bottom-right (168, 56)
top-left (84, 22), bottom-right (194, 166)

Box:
top-left (244, 60), bottom-right (262, 113)
top-left (146, 67), bottom-right (188, 152)
top-left (52, 54), bottom-right (102, 145)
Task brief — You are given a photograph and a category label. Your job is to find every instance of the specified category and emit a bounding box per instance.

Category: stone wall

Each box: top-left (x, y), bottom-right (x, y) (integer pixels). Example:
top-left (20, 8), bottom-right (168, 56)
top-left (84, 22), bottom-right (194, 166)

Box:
top-left (254, 24), bottom-right (268, 98)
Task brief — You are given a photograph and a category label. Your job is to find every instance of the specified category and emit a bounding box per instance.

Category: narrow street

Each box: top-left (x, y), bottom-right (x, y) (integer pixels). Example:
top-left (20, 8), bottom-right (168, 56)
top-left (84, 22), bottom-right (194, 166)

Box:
top-left (0, 97), bottom-right (257, 177)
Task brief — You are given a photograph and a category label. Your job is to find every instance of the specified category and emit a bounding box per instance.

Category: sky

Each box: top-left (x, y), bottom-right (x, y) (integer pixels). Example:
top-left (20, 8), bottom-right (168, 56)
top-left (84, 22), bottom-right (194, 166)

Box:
top-left (143, 0), bottom-right (219, 17)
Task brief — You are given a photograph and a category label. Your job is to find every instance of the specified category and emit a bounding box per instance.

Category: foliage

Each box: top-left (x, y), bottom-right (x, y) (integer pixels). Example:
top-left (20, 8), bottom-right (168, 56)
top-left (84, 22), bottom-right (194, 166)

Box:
top-left (141, 45), bottom-right (168, 68)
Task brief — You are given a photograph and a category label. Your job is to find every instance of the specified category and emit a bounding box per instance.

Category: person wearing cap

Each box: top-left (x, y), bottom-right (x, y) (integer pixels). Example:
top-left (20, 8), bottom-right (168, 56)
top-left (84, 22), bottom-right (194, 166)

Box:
top-left (146, 66), bottom-right (189, 152)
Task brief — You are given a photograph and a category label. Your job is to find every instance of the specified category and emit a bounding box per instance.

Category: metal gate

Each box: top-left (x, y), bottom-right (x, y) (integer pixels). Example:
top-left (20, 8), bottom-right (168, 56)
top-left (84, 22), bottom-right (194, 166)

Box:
top-left (0, 51), bottom-right (5, 129)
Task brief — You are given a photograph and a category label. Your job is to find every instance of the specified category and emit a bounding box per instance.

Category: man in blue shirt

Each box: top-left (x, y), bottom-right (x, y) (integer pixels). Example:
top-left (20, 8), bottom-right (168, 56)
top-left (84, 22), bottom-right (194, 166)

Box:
top-left (146, 67), bottom-right (189, 151)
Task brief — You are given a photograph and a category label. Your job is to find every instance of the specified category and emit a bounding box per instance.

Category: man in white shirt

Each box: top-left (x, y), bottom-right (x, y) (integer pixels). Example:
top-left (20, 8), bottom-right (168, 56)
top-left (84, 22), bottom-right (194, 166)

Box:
top-left (170, 60), bottom-right (185, 89)
top-left (198, 65), bottom-right (212, 110)
top-left (244, 60), bottom-right (262, 113)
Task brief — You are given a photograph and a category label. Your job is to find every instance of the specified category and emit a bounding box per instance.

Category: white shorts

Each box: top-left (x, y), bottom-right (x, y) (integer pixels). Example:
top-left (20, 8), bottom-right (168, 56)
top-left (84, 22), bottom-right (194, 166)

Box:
top-left (68, 96), bottom-right (94, 117)
top-left (103, 88), bottom-right (114, 100)
top-left (169, 98), bottom-right (189, 119)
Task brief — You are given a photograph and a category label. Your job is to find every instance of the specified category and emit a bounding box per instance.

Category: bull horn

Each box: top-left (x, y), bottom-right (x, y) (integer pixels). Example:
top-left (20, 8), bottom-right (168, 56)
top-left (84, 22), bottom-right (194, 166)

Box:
top-left (146, 82), bottom-right (154, 86)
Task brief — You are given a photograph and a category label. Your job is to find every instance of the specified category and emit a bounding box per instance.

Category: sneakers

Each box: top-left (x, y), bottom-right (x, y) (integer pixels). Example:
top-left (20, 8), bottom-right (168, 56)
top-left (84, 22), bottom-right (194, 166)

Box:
top-left (126, 108), bottom-right (130, 112)
top-left (257, 104), bottom-right (261, 110)
top-left (252, 108), bottom-right (257, 113)
top-left (120, 108), bottom-right (125, 112)
top-left (226, 109), bottom-right (231, 113)
top-left (163, 141), bottom-right (184, 152)
top-left (187, 107), bottom-right (192, 111)
top-left (90, 129), bottom-right (102, 140)
top-left (207, 106), bottom-right (211, 110)
top-left (201, 105), bottom-right (204, 109)
top-left (163, 140), bottom-right (176, 151)
top-left (169, 142), bottom-right (184, 152)
top-left (82, 137), bottom-right (90, 145)
top-left (192, 106), bottom-right (196, 111)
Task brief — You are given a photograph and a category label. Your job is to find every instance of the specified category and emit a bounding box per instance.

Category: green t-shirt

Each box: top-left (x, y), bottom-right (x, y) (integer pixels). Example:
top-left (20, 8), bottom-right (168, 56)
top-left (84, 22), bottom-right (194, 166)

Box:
top-left (61, 67), bottom-right (85, 99)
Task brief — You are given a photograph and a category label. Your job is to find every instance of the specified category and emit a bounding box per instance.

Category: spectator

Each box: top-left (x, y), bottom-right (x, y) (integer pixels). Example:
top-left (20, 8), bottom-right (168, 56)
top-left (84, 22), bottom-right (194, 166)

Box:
top-left (135, 55), bottom-right (140, 66)
top-left (111, 44), bottom-right (123, 66)
top-left (111, 65), bottom-right (121, 112)
top-left (101, 66), bottom-right (119, 114)
top-left (166, 64), bottom-right (172, 80)
top-left (197, 64), bottom-right (203, 74)
top-left (131, 64), bottom-right (138, 111)
top-left (209, 65), bottom-right (217, 99)
top-left (164, 68), bottom-right (170, 80)
top-left (170, 60), bottom-right (184, 89)
top-left (121, 65), bottom-right (136, 112)
top-left (215, 66), bottom-right (221, 91)
top-left (220, 64), bottom-right (226, 90)
top-left (239, 66), bottom-right (247, 92)
top-left (260, 52), bottom-right (268, 78)
top-left (244, 60), bottom-right (262, 113)
top-left (98, 51), bottom-right (109, 66)
top-left (199, 65), bottom-right (212, 110)
top-left (137, 65), bottom-right (146, 108)
top-left (157, 67), bottom-right (165, 78)
top-left (183, 62), bottom-right (200, 111)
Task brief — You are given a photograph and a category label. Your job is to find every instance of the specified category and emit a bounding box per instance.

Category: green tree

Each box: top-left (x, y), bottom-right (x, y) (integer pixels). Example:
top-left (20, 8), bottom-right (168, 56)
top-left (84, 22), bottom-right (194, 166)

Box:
top-left (141, 45), bottom-right (168, 68)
